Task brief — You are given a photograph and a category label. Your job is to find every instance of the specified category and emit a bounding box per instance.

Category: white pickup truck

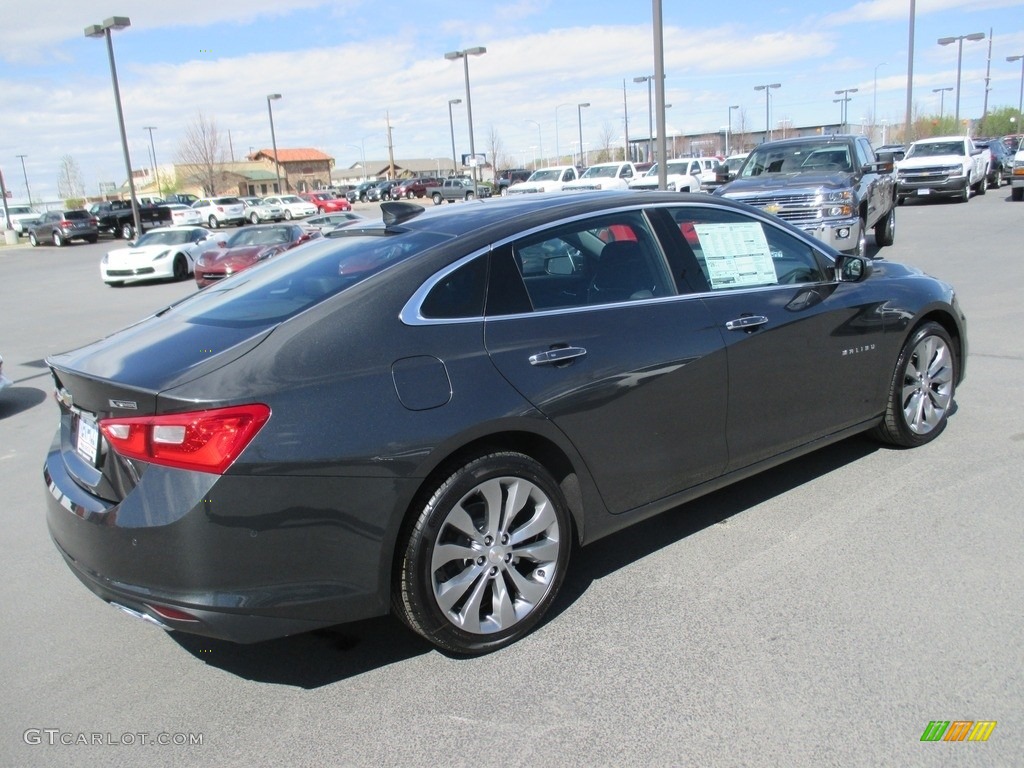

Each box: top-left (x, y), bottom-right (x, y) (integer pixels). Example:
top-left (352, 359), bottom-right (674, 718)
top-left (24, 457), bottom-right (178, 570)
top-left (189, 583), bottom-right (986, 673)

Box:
top-left (562, 161), bottom-right (638, 191)
top-left (896, 135), bottom-right (990, 203)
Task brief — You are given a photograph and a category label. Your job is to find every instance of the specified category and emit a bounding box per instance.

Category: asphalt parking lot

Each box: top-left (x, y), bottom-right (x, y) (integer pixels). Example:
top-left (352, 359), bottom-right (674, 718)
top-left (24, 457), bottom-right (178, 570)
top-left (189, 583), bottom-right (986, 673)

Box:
top-left (1, 191), bottom-right (1021, 767)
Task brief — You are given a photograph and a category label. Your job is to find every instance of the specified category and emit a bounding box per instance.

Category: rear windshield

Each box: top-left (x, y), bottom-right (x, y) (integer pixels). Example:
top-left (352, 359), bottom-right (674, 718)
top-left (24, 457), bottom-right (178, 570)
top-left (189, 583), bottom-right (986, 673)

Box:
top-left (214, 197), bottom-right (242, 205)
top-left (65, 210), bottom-right (92, 220)
top-left (165, 229), bottom-right (451, 328)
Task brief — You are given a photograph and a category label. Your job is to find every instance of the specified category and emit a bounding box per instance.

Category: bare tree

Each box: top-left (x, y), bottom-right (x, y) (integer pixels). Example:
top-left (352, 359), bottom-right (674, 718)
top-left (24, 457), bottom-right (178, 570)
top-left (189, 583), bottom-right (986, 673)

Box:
top-left (57, 155), bottom-right (85, 203)
top-left (486, 126), bottom-right (508, 180)
top-left (176, 112), bottom-right (226, 195)
top-left (596, 121), bottom-right (619, 162)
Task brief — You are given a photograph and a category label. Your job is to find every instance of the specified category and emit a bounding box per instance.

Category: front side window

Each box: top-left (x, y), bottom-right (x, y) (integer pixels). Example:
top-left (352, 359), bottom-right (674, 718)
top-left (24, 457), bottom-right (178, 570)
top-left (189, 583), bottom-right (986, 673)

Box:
top-left (665, 208), bottom-right (827, 291)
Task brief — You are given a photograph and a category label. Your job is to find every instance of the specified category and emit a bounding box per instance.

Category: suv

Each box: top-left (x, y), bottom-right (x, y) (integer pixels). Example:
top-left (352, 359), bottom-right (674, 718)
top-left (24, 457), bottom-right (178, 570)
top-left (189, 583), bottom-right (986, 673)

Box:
top-left (974, 138), bottom-right (1013, 188)
top-left (496, 169), bottom-right (532, 196)
top-left (28, 210), bottom-right (99, 246)
top-left (192, 197), bottom-right (246, 228)
top-left (390, 178), bottom-right (438, 199)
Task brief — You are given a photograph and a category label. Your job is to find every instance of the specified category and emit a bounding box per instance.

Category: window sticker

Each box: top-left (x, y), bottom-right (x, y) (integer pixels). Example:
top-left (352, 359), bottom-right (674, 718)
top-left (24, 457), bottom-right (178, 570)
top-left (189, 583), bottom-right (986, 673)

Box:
top-left (692, 222), bottom-right (777, 289)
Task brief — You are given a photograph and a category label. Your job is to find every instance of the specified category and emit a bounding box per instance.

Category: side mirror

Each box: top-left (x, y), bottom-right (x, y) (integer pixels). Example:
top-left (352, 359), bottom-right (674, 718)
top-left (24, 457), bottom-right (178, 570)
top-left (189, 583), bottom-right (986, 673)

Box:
top-left (546, 255), bottom-right (576, 275)
top-left (836, 254), bottom-right (872, 283)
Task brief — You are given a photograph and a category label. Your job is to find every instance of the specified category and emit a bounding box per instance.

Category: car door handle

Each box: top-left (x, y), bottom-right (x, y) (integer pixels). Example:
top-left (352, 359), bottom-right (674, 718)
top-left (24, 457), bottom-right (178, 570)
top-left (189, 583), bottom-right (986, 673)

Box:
top-left (529, 346), bottom-right (588, 366)
top-left (725, 315), bottom-right (769, 331)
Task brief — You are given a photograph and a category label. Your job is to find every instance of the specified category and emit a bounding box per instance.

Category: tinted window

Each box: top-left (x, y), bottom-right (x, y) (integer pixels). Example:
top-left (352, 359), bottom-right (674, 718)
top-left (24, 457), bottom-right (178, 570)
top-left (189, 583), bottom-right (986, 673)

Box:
top-left (168, 230), bottom-right (451, 328)
top-left (665, 208), bottom-right (826, 291)
top-left (65, 210), bottom-right (92, 220)
top-left (510, 211), bottom-right (673, 310)
top-left (421, 256), bottom-right (487, 319)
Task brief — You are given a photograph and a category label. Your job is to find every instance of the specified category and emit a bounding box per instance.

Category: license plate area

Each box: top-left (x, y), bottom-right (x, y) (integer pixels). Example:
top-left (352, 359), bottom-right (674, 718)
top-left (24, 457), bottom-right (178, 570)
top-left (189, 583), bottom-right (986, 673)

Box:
top-left (73, 410), bottom-right (100, 465)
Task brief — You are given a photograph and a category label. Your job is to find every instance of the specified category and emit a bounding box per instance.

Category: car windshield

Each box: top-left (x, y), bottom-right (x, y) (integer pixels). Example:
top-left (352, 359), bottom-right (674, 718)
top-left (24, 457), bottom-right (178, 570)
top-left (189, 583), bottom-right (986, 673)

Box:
top-left (280, 196), bottom-right (304, 204)
top-left (580, 165), bottom-right (619, 179)
top-left (135, 230), bottom-right (195, 246)
top-left (8, 206), bottom-right (33, 215)
top-left (527, 169), bottom-right (562, 182)
top-left (166, 229), bottom-right (452, 328)
top-left (226, 227), bottom-right (293, 247)
top-left (741, 142), bottom-right (852, 176)
top-left (905, 141), bottom-right (965, 158)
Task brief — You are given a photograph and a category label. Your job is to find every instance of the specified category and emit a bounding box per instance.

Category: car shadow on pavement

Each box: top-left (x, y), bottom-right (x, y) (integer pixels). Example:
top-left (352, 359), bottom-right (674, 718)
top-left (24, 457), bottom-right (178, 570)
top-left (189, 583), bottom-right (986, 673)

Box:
top-left (548, 433), bottom-right (883, 621)
top-left (169, 434), bottom-right (882, 685)
top-left (0, 386), bottom-right (49, 419)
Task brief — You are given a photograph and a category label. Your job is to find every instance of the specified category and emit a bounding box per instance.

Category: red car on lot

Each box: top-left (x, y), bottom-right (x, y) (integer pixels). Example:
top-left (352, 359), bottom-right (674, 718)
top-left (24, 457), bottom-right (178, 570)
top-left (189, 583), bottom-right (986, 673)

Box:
top-left (300, 191), bottom-right (352, 212)
top-left (194, 223), bottom-right (321, 288)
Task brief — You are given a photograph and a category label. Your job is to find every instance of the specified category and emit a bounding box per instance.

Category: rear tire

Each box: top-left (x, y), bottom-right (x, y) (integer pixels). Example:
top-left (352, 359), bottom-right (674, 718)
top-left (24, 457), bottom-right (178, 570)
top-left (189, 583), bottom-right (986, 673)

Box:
top-left (208, 215), bottom-right (219, 229)
top-left (120, 222), bottom-right (134, 240)
top-left (86, 235), bottom-right (98, 244)
top-left (29, 232), bottom-right (39, 247)
top-left (393, 452), bottom-right (571, 655)
top-left (873, 322), bottom-right (956, 448)
top-left (432, 193), bottom-right (443, 206)
top-left (53, 231), bottom-right (64, 247)
top-left (976, 173), bottom-right (987, 195)
top-left (1013, 187), bottom-right (1024, 202)
top-left (873, 207), bottom-right (896, 247)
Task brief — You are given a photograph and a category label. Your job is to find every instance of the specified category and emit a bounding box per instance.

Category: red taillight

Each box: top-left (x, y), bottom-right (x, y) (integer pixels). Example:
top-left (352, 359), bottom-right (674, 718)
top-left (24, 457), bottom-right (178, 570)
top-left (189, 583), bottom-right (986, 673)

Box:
top-left (99, 404), bottom-right (270, 474)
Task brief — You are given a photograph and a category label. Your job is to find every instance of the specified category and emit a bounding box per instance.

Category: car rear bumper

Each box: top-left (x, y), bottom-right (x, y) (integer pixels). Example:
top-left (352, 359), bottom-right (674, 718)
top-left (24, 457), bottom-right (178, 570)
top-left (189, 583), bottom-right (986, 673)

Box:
top-left (43, 435), bottom-right (402, 643)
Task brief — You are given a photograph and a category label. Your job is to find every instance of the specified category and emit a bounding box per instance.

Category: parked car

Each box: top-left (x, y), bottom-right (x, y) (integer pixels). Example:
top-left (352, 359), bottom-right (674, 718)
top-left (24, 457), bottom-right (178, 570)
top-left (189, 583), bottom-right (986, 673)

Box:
top-left (495, 168), bottom-right (532, 195)
top-left (896, 135), bottom-right (989, 204)
top-left (304, 212), bottom-right (365, 232)
top-left (262, 195), bottom-right (317, 220)
top-left (240, 197), bottom-right (284, 224)
top-left (366, 180), bottom-right (401, 202)
top-left (1012, 147), bottom-right (1024, 201)
top-left (162, 204), bottom-right (203, 227)
top-left (43, 191), bottom-right (966, 655)
top-left (194, 222), bottom-right (321, 288)
top-left (562, 161), bottom-right (638, 191)
top-left (101, 226), bottom-right (215, 286)
top-left (506, 165), bottom-right (579, 194)
top-left (346, 181), bottom-right (378, 203)
top-left (192, 197), bottom-right (247, 229)
top-left (300, 191), bottom-right (352, 212)
top-left (0, 354), bottom-right (10, 393)
top-left (716, 134), bottom-right (896, 257)
top-left (701, 153), bottom-right (749, 193)
top-left (28, 210), bottom-right (99, 246)
top-left (390, 178), bottom-right (438, 200)
top-left (2, 203), bottom-right (41, 236)
top-left (628, 158), bottom-right (708, 192)
top-left (974, 138), bottom-right (1013, 187)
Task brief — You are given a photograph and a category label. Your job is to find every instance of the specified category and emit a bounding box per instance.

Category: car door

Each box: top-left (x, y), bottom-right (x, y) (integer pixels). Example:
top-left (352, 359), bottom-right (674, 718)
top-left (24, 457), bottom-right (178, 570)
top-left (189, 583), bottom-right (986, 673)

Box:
top-left (482, 208), bottom-right (728, 514)
top-left (657, 205), bottom-right (890, 472)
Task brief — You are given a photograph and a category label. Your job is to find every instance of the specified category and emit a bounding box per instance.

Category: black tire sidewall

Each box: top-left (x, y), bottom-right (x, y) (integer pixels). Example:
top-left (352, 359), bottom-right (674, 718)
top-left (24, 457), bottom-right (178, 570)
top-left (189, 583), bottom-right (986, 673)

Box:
top-left (396, 452), bottom-right (571, 654)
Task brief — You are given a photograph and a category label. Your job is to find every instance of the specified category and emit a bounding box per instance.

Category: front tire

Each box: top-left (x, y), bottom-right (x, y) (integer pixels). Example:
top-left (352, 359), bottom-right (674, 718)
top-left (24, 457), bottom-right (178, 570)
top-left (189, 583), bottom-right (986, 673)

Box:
top-left (284, 210), bottom-right (293, 220)
top-left (172, 254), bottom-right (189, 281)
top-left (393, 452), bottom-right (572, 655)
top-left (958, 181), bottom-right (970, 203)
top-left (250, 213), bottom-right (260, 224)
top-left (873, 322), bottom-right (956, 447)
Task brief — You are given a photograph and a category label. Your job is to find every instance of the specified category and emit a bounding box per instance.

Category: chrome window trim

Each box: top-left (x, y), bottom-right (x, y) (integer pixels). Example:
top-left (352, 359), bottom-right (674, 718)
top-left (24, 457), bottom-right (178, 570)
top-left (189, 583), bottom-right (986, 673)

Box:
top-left (399, 201), bottom-right (840, 327)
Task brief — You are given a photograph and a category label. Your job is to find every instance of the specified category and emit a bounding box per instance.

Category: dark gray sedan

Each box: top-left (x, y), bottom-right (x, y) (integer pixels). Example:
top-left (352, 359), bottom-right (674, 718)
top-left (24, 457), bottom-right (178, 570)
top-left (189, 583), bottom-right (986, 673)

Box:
top-left (43, 191), bottom-right (966, 654)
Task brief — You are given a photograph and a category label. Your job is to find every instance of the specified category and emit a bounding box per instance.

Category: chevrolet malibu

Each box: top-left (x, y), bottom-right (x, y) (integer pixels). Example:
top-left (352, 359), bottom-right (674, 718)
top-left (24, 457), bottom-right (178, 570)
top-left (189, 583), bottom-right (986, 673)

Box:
top-left (43, 191), bottom-right (966, 654)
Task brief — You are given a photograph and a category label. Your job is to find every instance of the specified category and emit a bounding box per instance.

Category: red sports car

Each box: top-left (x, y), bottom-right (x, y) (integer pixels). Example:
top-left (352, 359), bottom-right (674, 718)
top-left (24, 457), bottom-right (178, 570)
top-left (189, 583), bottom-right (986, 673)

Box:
top-left (194, 223), bottom-right (321, 288)
top-left (300, 191), bottom-right (352, 213)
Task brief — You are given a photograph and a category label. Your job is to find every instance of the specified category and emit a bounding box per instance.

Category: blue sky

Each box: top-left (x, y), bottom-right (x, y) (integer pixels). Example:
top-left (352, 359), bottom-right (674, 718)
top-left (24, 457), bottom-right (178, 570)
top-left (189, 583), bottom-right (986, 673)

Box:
top-left (3, 0), bottom-right (1024, 201)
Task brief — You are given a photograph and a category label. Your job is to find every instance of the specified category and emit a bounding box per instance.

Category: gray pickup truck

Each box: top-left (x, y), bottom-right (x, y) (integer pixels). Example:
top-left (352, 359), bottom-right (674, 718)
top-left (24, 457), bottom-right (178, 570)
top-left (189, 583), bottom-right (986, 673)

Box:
top-left (714, 135), bottom-right (897, 257)
top-left (425, 177), bottom-right (492, 205)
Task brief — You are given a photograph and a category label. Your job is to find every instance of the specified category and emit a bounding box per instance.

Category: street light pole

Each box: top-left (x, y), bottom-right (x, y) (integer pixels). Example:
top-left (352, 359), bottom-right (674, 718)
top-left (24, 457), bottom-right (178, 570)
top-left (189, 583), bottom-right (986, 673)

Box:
top-left (633, 76), bottom-right (653, 162)
top-left (143, 126), bottom-right (159, 196)
top-left (726, 105), bottom-right (739, 156)
top-left (932, 87), bottom-right (953, 121)
top-left (1008, 55), bottom-right (1024, 116)
top-left (835, 88), bottom-right (859, 132)
top-left (444, 47), bottom-right (487, 197)
top-left (267, 94), bottom-right (283, 193)
top-left (525, 119), bottom-right (542, 168)
top-left (555, 103), bottom-right (573, 165)
top-left (577, 102), bottom-right (590, 167)
top-left (937, 32), bottom-right (985, 126)
top-left (754, 83), bottom-right (781, 141)
top-left (16, 154), bottom-right (31, 204)
top-left (85, 16), bottom-right (141, 238)
top-left (873, 62), bottom-right (887, 140)
top-left (447, 98), bottom-right (462, 177)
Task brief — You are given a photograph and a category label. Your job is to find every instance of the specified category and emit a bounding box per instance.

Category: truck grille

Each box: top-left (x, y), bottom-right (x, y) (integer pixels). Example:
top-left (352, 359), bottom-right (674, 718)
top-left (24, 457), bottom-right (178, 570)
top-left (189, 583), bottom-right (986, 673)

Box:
top-left (732, 192), bottom-right (822, 225)
top-left (898, 167), bottom-right (955, 183)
